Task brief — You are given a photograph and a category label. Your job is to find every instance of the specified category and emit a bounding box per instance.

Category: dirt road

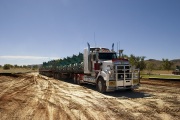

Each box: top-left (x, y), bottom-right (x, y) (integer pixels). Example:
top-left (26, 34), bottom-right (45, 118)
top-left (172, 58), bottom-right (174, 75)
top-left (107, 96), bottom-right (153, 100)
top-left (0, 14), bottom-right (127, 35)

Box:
top-left (0, 73), bottom-right (179, 120)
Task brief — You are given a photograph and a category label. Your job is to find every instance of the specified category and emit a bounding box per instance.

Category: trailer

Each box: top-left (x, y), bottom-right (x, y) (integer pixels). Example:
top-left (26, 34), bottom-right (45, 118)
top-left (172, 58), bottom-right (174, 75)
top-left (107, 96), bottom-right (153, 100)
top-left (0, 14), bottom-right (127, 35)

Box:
top-left (39, 43), bottom-right (140, 93)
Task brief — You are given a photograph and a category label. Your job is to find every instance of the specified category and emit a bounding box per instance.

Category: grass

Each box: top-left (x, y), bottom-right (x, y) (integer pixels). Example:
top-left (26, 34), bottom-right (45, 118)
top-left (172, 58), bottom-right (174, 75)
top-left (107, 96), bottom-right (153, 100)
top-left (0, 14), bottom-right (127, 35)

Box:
top-left (0, 68), bottom-right (38, 73)
top-left (141, 70), bottom-right (173, 75)
top-left (141, 74), bottom-right (180, 79)
top-left (140, 70), bottom-right (180, 79)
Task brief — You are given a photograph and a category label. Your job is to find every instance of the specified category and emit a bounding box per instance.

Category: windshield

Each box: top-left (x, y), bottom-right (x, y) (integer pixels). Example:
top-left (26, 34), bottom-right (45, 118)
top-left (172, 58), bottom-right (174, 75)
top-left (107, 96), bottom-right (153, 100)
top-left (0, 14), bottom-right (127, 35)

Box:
top-left (99, 53), bottom-right (117, 60)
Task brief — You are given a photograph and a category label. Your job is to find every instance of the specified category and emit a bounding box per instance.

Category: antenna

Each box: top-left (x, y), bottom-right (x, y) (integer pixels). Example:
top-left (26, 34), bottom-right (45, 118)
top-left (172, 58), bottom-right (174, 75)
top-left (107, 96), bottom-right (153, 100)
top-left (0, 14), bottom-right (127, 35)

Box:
top-left (94, 32), bottom-right (96, 47)
top-left (117, 42), bottom-right (118, 57)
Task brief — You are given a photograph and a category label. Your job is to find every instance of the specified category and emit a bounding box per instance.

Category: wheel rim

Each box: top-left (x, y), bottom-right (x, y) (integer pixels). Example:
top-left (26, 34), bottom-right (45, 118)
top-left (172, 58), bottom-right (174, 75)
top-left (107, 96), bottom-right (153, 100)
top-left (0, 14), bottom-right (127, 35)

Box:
top-left (98, 80), bottom-right (102, 91)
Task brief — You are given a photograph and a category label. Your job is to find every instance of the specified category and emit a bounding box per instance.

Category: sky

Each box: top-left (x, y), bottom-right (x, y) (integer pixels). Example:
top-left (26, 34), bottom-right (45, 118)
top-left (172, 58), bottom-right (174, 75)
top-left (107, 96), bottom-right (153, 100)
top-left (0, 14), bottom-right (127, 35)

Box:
top-left (0, 0), bottom-right (180, 65)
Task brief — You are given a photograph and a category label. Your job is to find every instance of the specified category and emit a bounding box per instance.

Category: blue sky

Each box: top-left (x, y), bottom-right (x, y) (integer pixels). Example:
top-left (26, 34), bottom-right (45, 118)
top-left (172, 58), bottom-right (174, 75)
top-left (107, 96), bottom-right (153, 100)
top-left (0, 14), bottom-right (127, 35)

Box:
top-left (0, 0), bottom-right (180, 65)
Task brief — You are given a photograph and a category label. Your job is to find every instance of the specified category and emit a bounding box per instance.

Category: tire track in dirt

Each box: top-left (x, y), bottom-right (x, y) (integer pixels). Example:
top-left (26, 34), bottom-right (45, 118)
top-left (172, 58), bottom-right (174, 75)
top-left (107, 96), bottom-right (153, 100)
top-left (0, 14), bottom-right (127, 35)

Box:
top-left (0, 74), bottom-right (180, 120)
top-left (49, 79), bottom-right (136, 120)
top-left (49, 80), bottom-right (103, 119)
top-left (0, 75), bottom-right (38, 120)
top-left (0, 76), bottom-right (37, 100)
top-left (47, 80), bottom-right (97, 120)
top-left (133, 83), bottom-right (180, 119)
top-left (43, 77), bottom-right (180, 120)
top-left (0, 77), bottom-right (22, 98)
top-left (27, 76), bottom-right (73, 120)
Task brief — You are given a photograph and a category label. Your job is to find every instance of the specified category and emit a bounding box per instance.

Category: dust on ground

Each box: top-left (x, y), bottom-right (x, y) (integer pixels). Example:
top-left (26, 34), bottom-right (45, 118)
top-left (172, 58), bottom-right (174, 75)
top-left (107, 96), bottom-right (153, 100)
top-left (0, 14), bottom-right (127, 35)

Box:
top-left (0, 73), bottom-right (179, 120)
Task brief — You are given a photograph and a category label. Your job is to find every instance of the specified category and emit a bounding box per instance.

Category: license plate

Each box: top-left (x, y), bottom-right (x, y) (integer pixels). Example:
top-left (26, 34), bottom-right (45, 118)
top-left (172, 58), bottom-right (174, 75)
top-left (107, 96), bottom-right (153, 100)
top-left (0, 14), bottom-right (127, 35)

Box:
top-left (133, 79), bottom-right (139, 84)
top-left (109, 81), bottom-right (116, 86)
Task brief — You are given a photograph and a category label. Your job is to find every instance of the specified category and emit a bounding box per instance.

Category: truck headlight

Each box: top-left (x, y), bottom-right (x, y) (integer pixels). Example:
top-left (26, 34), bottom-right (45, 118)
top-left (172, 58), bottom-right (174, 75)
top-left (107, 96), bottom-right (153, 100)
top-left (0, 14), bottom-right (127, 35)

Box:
top-left (105, 69), bottom-right (113, 74)
top-left (104, 70), bottom-right (114, 79)
top-left (105, 70), bottom-right (110, 74)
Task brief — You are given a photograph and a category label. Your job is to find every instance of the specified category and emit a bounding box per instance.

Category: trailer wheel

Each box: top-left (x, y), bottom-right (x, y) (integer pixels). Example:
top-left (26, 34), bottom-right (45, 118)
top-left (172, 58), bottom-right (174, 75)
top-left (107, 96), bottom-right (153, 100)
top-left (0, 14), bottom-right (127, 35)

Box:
top-left (77, 76), bottom-right (82, 85)
top-left (73, 75), bottom-right (77, 84)
top-left (97, 77), bottom-right (106, 93)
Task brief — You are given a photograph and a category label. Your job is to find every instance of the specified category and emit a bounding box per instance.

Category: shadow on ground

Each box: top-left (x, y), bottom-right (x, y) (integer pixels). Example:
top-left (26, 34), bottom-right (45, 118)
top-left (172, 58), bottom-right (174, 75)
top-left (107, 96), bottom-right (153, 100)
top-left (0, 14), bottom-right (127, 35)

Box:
top-left (58, 78), bottom-right (153, 99)
top-left (104, 90), bottom-right (152, 99)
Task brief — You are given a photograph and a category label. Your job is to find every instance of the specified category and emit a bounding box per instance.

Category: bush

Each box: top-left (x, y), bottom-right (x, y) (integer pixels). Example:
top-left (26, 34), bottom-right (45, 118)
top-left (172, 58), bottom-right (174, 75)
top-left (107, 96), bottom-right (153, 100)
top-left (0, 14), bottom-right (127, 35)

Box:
top-left (3, 64), bottom-right (13, 70)
top-left (32, 65), bottom-right (38, 70)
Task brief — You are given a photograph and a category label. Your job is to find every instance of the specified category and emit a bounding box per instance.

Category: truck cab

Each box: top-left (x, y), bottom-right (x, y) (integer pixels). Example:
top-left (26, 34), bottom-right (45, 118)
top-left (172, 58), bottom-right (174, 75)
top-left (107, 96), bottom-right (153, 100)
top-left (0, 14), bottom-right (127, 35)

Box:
top-left (82, 44), bottom-right (140, 93)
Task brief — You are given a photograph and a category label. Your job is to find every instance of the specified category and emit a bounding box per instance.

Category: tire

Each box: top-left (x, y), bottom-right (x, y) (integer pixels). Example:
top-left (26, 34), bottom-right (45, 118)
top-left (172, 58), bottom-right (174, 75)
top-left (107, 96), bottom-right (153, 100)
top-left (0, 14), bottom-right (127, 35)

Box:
top-left (57, 73), bottom-right (60, 79)
top-left (77, 76), bottom-right (82, 85)
top-left (73, 75), bottom-right (77, 84)
top-left (126, 88), bottom-right (134, 91)
top-left (97, 77), bottom-right (106, 93)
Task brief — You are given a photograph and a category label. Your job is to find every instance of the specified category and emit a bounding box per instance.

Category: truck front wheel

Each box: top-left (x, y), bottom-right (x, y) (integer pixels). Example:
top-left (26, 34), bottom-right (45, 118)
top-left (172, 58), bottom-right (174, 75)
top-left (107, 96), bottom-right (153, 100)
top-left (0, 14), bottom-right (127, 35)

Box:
top-left (97, 78), bottom-right (106, 93)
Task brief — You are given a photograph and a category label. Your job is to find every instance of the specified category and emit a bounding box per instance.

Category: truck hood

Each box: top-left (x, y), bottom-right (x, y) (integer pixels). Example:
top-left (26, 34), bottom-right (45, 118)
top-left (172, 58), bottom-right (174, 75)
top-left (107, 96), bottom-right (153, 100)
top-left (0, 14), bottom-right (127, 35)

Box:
top-left (102, 58), bottom-right (129, 65)
top-left (112, 58), bottom-right (129, 65)
top-left (101, 60), bottom-right (113, 71)
top-left (101, 59), bottom-right (130, 71)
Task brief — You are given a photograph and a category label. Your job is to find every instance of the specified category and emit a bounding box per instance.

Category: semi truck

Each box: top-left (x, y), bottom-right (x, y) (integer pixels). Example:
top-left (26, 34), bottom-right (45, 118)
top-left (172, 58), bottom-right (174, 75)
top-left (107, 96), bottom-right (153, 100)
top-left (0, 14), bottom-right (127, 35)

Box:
top-left (39, 43), bottom-right (140, 93)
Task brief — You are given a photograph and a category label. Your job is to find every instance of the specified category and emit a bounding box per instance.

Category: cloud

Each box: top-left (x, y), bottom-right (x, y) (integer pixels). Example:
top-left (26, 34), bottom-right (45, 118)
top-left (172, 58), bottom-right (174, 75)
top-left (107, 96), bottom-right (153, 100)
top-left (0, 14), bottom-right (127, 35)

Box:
top-left (0, 56), bottom-right (60, 65)
top-left (0, 56), bottom-right (59, 60)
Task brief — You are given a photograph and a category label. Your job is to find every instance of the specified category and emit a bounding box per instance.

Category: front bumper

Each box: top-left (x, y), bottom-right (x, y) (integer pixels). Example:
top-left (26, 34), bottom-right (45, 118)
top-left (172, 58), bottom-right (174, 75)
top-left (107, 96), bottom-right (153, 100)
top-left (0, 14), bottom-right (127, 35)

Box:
top-left (106, 84), bottom-right (140, 92)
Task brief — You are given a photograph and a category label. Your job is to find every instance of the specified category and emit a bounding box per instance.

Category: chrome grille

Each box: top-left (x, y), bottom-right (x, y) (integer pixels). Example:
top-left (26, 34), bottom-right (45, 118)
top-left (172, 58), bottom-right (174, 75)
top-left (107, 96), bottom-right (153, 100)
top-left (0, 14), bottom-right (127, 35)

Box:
top-left (115, 65), bottom-right (132, 80)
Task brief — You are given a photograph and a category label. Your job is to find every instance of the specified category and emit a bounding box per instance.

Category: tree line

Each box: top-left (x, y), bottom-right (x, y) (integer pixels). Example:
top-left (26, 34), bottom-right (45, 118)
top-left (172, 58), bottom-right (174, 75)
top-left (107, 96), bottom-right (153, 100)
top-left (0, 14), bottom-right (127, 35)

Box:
top-left (0, 55), bottom-right (175, 71)
top-left (122, 54), bottom-right (174, 71)
top-left (0, 64), bottom-right (39, 70)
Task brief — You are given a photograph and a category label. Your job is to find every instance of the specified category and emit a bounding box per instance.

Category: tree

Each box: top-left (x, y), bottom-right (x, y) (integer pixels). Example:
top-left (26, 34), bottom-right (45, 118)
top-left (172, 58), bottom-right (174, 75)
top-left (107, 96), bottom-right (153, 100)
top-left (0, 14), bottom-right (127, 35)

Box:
top-left (138, 56), bottom-right (146, 70)
top-left (129, 54), bottom-right (136, 66)
top-left (129, 54), bottom-right (146, 70)
top-left (161, 58), bottom-right (173, 71)
top-left (32, 65), bottom-right (39, 70)
top-left (146, 62), bottom-right (155, 75)
top-left (3, 64), bottom-right (13, 70)
top-left (14, 64), bottom-right (19, 68)
top-left (23, 65), bottom-right (28, 69)
top-left (122, 54), bottom-right (129, 59)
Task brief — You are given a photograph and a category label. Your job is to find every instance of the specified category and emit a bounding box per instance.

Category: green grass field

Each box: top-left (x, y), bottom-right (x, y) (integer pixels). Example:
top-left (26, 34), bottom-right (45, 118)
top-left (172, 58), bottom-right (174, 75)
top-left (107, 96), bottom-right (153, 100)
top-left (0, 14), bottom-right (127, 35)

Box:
top-left (141, 74), bottom-right (180, 79)
top-left (140, 70), bottom-right (180, 79)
